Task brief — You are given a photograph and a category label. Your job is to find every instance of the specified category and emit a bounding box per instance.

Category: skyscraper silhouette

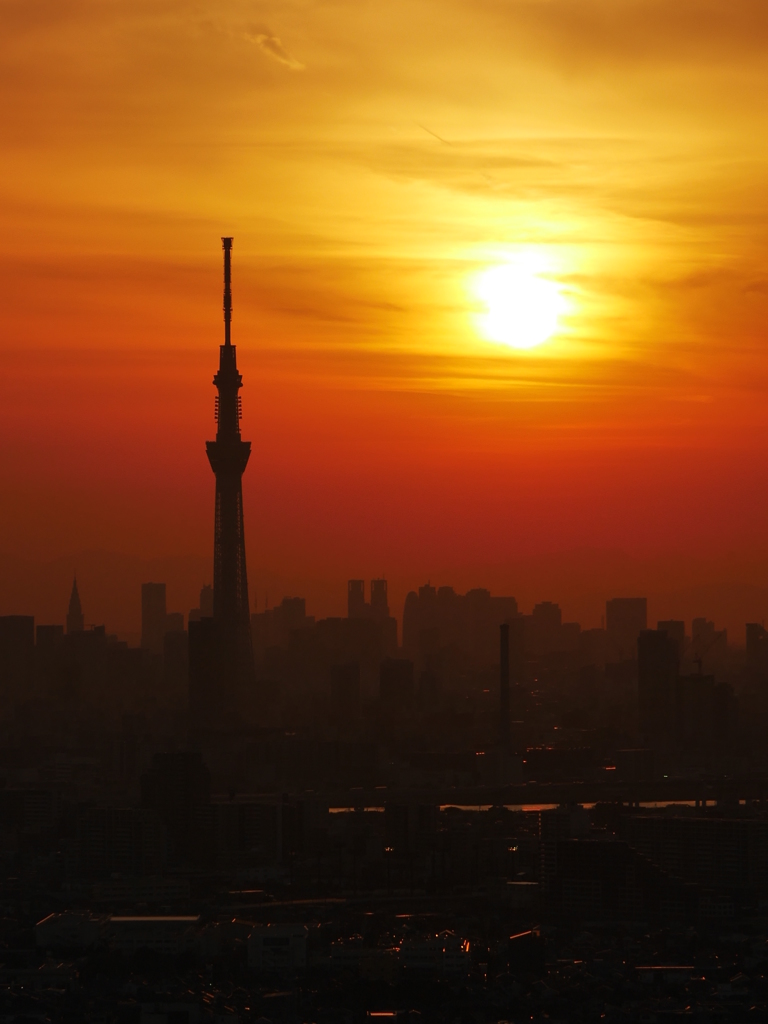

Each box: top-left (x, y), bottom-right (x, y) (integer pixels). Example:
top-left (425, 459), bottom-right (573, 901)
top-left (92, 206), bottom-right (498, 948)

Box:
top-left (205, 237), bottom-right (253, 693)
top-left (370, 579), bottom-right (389, 620)
top-left (141, 582), bottom-right (167, 656)
top-left (66, 577), bottom-right (84, 634)
top-left (347, 580), bottom-right (366, 618)
top-left (638, 628), bottom-right (678, 744)
top-left (499, 622), bottom-right (510, 745)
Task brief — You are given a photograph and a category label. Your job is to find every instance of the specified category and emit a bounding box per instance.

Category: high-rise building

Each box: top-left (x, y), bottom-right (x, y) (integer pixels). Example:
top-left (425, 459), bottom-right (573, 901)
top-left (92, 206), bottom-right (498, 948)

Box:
top-left (0, 616), bottom-right (35, 703)
top-left (637, 628), bottom-right (678, 742)
top-left (163, 629), bottom-right (189, 709)
top-left (200, 584), bottom-right (214, 618)
top-left (347, 580), bottom-right (366, 618)
top-left (527, 601), bottom-right (563, 655)
top-left (251, 597), bottom-right (314, 660)
top-left (190, 239), bottom-right (254, 725)
top-left (165, 612), bottom-right (184, 633)
top-left (402, 584), bottom-right (517, 663)
top-left (344, 579), bottom-right (397, 651)
top-left (370, 579), bottom-right (389, 620)
top-left (508, 615), bottom-right (526, 688)
top-left (66, 578), bottom-right (84, 634)
top-left (691, 617), bottom-right (728, 669)
top-left (141, 583), bottom-right (167, 656)
top-left (657, 620), bottom-right (685, 657)
top-left (187, 584), bottom-right (214, 624)
top-left (499, 623), bottom-right (510, 745)
top-left (606, 597), bottom-right (647, 661)
top-left (36, 624), bottom-right (63, 650)
top-left (746, 622), bottom-right (768, 677)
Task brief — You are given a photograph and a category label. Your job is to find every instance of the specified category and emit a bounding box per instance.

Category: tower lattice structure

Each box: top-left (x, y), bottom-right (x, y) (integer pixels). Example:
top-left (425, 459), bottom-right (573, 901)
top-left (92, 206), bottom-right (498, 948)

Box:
top-left (205, 237), bottom-right (254, 687)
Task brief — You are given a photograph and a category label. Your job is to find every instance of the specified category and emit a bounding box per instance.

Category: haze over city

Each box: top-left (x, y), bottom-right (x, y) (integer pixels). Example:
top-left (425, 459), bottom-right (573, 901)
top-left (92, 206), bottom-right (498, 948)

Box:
top-left (3, 3), bottom-right (768, 1023)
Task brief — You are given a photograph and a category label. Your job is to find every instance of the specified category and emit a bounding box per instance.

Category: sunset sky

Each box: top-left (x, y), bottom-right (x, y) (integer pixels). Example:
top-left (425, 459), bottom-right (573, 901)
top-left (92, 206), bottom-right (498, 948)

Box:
top-left (3, 0), bottom-right (768, 636)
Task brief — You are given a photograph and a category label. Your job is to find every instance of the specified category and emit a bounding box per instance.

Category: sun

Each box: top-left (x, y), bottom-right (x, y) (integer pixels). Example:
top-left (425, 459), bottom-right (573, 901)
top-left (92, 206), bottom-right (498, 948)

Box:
top-left (475, 257), bottom-right (566, 350)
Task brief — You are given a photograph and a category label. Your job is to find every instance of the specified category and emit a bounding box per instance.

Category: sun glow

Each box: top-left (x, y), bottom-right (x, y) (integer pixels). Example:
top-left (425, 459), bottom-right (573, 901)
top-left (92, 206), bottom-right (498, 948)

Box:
top-left (476, 257), bottom-right (567, 350)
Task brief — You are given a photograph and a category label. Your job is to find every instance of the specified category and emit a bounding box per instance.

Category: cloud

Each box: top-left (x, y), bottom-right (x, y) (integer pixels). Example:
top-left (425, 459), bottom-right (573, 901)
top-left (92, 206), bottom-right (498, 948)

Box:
top-left (249, 28), bottom-right (304, 70)
top-left (479, 0), bottom-right (768, 69)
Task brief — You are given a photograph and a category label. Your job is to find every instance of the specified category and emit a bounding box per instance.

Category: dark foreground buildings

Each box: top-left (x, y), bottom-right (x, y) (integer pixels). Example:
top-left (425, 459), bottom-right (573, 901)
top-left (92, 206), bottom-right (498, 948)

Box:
top-left (3, 258), bottom-right (768, 1020)
top-left (3, 582), bottom-right (768, 1020)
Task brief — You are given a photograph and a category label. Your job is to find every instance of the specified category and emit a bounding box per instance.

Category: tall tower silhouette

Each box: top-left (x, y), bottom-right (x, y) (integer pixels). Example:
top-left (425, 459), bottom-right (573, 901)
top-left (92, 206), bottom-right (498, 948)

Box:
top-left (66, 578), bottom-right (84, 634)
top-left (205, 237), bottom-right (254, 690)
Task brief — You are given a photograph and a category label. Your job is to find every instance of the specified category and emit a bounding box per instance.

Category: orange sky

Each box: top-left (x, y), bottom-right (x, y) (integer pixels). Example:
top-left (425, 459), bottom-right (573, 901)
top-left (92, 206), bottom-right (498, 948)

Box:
top-left (3, 0), bottom-right (768, 636)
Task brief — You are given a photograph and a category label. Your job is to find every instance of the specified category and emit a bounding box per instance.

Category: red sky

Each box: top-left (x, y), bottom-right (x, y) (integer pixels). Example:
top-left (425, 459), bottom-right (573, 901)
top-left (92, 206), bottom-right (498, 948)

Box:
top-left (2, 0), bottom-right (768, 639)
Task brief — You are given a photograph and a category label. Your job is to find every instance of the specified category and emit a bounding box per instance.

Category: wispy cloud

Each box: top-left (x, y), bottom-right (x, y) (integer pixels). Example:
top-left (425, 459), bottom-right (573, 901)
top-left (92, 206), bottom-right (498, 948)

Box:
top-left (249, 27), bottom-right (304, 70)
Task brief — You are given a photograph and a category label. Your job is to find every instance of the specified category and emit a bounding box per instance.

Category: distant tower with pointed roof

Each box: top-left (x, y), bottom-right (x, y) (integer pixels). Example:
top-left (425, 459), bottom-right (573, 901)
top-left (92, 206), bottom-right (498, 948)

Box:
top-left (66, 578), bottom-right (84, 634)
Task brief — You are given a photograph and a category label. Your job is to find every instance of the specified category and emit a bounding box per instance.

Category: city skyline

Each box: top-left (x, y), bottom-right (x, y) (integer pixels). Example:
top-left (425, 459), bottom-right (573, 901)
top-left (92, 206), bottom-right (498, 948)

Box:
top-left (3, 550), bottom-right (768, 646)
top-left (3, 6), bottom-right (768, 1019)
top-left (13, 566), bottom-right (756, 656)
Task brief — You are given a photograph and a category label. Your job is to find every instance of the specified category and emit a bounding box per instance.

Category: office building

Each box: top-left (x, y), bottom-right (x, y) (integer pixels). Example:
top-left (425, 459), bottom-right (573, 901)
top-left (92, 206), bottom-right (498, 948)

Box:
top-left (163, 628), bottom-right (189, 708)
top-left (637, 628), bottom-right (678, 743)
top-left (657, 619), bottom-right (685, 657)
top-left (252, 596), bottom-right (314, 658)
top-left (35, 624), bottom-right (63, 650)
top-left (348, 580), bottom-right (366, 618)
top-left (141, 582), bottom-right (167, 655)
top-left (691, 617), bottom-right (728, 668)
top-left (606, 597), bottom-right (647, 661)
top-left (188, 583), bottom-right (214, 623)
top-left (165, 611), bottom-right (184, 633)
top-left (346, 579), bottom-right (397, 650)
top-left (370, 578), bottom-right (389, 619)
top-left (746, 622), bottom-right (768, 678)
top-left (499, 622), bottom-right (510, 745)
top-left (0, 615), bottom-right (35, 703)
top-left (402, 584), bottom-right (517, 664)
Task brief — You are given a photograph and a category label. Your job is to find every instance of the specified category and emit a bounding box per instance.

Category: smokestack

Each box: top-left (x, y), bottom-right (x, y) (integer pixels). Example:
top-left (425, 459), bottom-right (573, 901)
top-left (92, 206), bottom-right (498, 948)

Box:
top-left (499, 622), bottom-right (510, 745)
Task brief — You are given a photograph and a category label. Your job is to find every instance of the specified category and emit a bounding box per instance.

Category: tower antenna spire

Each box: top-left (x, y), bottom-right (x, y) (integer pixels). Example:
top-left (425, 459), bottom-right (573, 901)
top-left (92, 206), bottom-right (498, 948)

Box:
top-left (222, 236), bottom-right (233, 347)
